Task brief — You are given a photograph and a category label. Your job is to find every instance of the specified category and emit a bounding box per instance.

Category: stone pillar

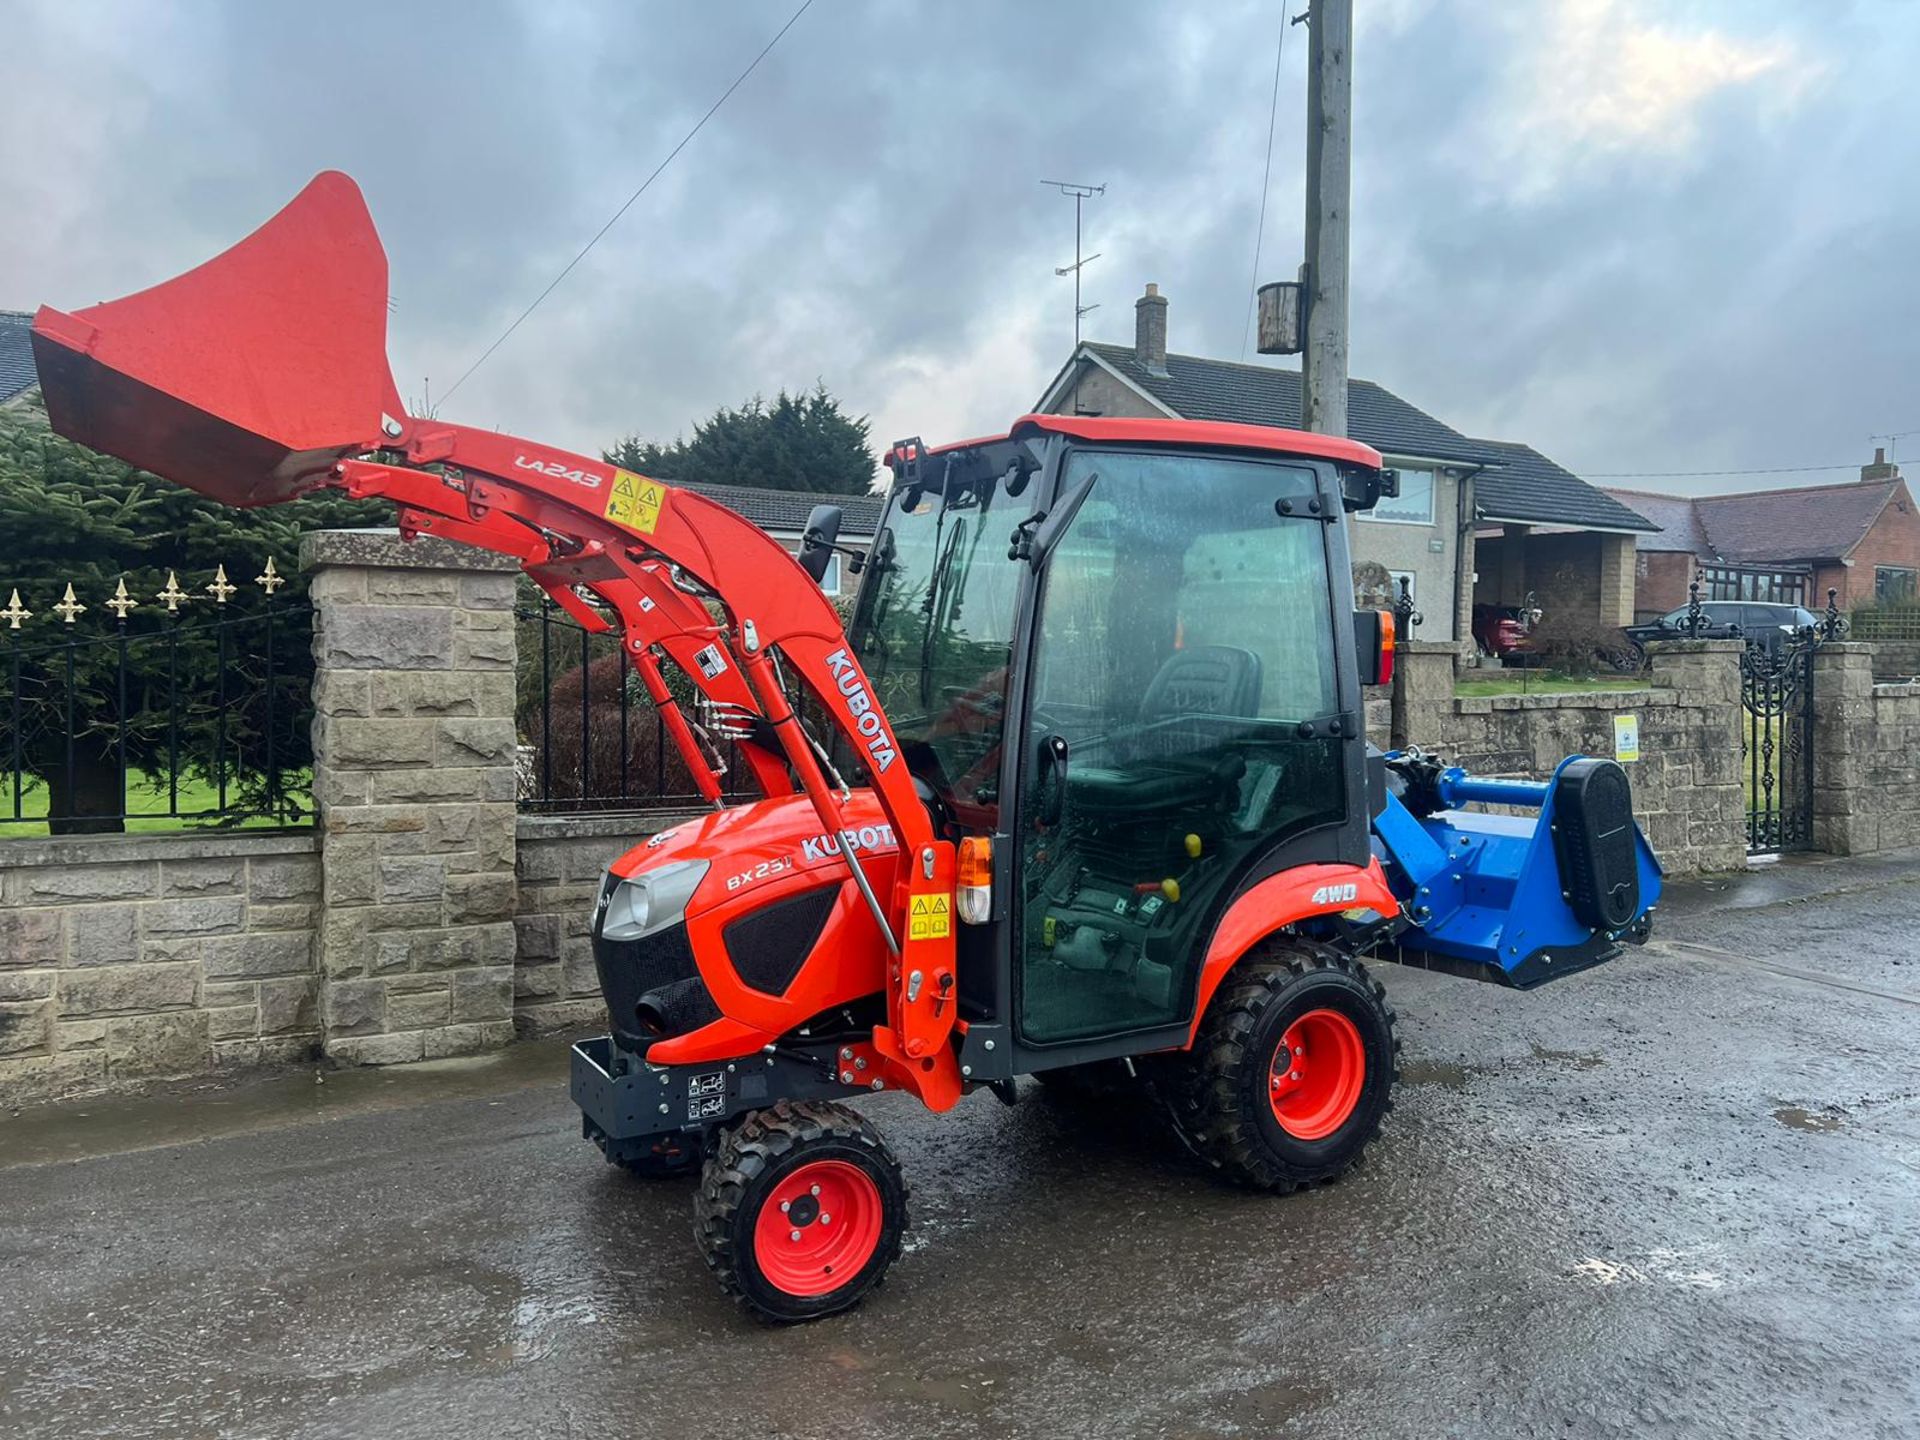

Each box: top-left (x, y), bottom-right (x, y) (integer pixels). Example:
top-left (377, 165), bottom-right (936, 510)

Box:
top-left (1598, 533), bottom-right (1635, 629)
top-left (1647, 638), bottom-right (1745, 872)
top-left (1453, 497), bottom-right (1477, 644)
top-left (303, 530), bottom-right (521, 1064)
top-left (1390, 639), bottom-right (1458, 750)
top-left (1810, 642), bottom-right (1876, 856)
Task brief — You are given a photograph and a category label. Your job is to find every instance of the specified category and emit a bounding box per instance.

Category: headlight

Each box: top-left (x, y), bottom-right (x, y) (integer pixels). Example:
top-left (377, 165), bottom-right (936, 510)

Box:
top-left (599, 859), bottom-right (710, 943)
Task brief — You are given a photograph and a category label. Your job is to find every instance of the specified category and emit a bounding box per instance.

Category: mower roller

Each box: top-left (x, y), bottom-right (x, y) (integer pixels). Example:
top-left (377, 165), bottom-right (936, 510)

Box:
top-left (32, 172), bottom-right (1662, 1322)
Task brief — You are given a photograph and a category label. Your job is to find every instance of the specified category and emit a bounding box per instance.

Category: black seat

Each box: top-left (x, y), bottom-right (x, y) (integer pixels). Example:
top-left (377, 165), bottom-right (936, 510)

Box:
top-left (1071, 646), bottom-right (1263, 811)
top-left (1131, 646), bottom-right (1263, 757)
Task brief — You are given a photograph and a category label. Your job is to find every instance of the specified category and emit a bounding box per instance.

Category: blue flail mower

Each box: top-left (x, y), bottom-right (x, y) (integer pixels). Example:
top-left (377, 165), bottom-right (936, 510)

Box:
top-left (1372, 752), bottom-right (1664, 987)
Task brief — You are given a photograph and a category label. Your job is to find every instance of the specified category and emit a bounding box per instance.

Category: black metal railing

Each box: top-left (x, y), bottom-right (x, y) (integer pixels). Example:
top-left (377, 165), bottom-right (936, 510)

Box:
top-left (515, 594), bottom-right (755, 814)
top-left (1, 567), bottom-right (312, 835)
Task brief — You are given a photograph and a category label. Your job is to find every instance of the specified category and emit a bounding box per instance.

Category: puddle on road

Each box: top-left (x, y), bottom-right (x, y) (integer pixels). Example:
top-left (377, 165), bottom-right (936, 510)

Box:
top-left (1400, 1059), bottom-right (1479, 1090)
top-left (1529, 1042), bottom-right (1605, 1071)
top-left (1568, 1246), bottom-right (1727, 1291)
top-left (1772, 1104), bottom-right (1847, 1133)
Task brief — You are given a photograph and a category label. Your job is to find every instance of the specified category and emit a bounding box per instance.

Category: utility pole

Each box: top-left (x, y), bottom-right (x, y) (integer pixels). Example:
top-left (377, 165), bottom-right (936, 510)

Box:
top-left (1300, 0), bottom-right (1352, 436)
top-left (1043, 180), bottom-right (1105, 346)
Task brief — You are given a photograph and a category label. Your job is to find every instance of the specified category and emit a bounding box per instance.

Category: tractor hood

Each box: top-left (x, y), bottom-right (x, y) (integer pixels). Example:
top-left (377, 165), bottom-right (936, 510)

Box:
top-left (610, 791), bottom-right (902, 910)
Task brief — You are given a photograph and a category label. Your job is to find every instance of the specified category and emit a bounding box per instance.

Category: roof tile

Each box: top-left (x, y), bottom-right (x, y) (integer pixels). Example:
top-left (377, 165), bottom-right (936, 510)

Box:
top-left (1692, 480), bottom-right (1900, 564)
top-left (1083, 342), bottom-right (1494, 465)
top-left (1599, 488), bottom-right (1712, 555)
top-left (1074, 342), bottom-right (1655, 533)
top-left (1469, 440), bottom-right (1657, 532)
top-left (0, 311), bottom-right (38, 405)
top-left (678, 479), bottom-right (883, 536)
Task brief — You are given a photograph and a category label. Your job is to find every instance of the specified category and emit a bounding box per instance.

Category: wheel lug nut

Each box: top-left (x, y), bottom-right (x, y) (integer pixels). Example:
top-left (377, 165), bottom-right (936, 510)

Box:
top-left (1290, 1071), bottom-right (1301, 1081)
top-left (810, 1184), bottom-right (821, 1197)
top-left (820, 1213), bottom-right (831, 1225)
top-left (780, 1200), bottom-right (791, 1213)
top-left (790, 1229), bottom-right (801, 1242)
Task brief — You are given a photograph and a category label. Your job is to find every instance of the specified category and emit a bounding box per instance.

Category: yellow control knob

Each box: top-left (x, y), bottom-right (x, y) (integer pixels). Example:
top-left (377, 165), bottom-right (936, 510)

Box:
top-left (1161, 878), bottom-right (1181, 903)
top-left (1184, 833), bottom-right (1203, 858)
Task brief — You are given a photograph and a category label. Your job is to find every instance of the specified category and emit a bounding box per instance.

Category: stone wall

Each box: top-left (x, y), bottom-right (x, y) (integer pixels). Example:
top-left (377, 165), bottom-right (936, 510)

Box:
top-left (0, 832), bottom-right (319, 1103)
top-left (511, 813), bottom-right (696, 1037)
top-left (0, 530), bottom-right (533, 1106)
top-left (1864, 637), bottom-right (1920, 683)
top-left (1385, 639), bottom-right (1746, 875)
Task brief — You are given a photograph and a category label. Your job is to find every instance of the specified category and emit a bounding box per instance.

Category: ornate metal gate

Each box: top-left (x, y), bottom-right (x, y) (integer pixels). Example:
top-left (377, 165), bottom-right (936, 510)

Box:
top-left (1722, 587), bottom-right (1844, 856)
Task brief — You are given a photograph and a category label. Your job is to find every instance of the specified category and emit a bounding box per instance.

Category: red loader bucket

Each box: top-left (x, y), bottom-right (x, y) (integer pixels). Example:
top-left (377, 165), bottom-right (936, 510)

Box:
top-left (29, 170), bottom-right (405, 507)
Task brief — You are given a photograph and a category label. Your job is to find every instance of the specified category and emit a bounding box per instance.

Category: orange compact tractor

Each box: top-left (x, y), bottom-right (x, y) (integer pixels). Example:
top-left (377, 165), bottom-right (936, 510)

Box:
top-left (33, 173), bottom-right (1660, 1321)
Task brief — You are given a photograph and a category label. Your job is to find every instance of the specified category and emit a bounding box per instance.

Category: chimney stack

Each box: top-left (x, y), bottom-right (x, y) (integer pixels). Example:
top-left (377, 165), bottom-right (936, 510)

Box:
top-left (1134, 283), bottom-right (1168, 376)
top-left (1863, 446), bottom-right (1900, 482)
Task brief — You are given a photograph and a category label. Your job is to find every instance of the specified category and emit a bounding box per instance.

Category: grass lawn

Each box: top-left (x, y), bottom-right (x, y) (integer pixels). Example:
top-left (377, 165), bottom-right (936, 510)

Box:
top-left (0, 769), bottom-right (311, 836)
top-left (1455, 670), bottom-right (1649, 697)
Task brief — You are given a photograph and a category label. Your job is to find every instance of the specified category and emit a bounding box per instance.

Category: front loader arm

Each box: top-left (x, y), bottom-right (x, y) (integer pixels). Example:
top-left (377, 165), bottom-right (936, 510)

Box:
top-left (28, 169), bottom-right (964, 1101)
top-left (336, 432), bottom-right (958, 1063)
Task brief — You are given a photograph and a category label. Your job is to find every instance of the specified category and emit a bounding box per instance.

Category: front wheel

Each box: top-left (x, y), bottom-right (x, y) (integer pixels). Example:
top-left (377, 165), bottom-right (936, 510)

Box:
top-left (694, 1100), bottom-right (907, 1322)
top-left (1172, 943), bottom-right (1398, 1190)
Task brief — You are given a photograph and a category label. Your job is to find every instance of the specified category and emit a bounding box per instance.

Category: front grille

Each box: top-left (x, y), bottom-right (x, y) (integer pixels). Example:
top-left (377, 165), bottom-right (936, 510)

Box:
top-left (592, 919), bottom-right (718, 1048)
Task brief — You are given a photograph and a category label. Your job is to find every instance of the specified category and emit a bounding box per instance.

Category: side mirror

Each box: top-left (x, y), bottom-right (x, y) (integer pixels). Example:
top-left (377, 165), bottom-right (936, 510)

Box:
top-left (797, 503), bottom-right (843, 583)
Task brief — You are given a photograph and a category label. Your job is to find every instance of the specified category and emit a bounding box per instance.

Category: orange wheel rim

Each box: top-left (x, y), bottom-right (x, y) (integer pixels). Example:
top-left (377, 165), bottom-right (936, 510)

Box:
top-left (751, 1159), bottom-right (884, 1297)
top-left (1268, 1007), bottom-right (1366, 1140)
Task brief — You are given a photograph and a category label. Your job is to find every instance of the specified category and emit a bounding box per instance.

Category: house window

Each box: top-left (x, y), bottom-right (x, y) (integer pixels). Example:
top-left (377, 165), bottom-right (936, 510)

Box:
top-left (1357, 467), bottom-right (1435, 525)
top-left (816, 552), bottom-right (843, 597)
top-left (1875, 566), bottom-right (1916, 604)
top-left (1701, 565), bottom-right (1807, 606)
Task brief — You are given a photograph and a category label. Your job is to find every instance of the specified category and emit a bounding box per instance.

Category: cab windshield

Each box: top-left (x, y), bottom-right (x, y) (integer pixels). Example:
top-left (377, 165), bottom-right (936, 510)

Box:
top-left (848, 452), bottom-right (1041, 824)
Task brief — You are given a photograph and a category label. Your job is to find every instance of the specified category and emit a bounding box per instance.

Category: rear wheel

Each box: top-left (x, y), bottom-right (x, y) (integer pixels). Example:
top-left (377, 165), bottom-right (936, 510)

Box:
top-left (694, 1100), bottom-right (907, 1322)
top-left (1173, 942), bottom-right (1397, 1190)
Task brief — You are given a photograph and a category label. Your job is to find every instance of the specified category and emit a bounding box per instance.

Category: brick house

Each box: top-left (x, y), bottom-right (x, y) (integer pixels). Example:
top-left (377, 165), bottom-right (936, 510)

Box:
top-left (1035, 285), bottom-right (1656, 642)
top-left (1603, 450), bottom-right (1920, 619)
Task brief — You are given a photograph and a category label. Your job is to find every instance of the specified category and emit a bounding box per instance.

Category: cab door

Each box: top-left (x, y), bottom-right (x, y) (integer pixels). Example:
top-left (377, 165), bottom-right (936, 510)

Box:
top-left (1012, 448), bottom-right (1351, 1047)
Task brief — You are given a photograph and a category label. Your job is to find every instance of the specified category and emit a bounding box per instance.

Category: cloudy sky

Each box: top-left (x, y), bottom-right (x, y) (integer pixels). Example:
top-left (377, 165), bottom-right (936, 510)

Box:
top-left (6, 0), bottom-right (1915, 496)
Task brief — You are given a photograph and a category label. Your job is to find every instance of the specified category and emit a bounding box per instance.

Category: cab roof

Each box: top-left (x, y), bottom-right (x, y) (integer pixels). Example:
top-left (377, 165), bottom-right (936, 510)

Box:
top-left (888, 414), bottom-right (1383, 472)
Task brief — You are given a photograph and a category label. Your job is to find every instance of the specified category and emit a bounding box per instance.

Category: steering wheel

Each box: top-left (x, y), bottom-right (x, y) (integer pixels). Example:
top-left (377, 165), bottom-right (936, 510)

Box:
top-left (938, 685), bottom-right (1003, 722)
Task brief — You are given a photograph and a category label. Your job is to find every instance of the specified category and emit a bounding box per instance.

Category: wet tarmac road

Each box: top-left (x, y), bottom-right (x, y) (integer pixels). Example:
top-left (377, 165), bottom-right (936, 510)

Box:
top-left (2, 856), bottom-right (1917, 1440)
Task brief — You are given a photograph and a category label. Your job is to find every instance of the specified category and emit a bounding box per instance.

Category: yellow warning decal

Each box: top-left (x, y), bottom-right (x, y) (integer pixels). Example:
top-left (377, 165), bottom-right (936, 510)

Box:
top-left (908, 893), bottom-right (952, 941)
top-left (605, 469), bottom-right (668, 534)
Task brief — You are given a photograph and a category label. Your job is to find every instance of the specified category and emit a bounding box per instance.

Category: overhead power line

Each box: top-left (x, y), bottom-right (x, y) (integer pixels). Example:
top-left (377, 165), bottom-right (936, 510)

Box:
top-left (1588, 463), bottom-right (1862, 479)
top-left (1239, 4), bottom-right (1293, 362)
top-left (440, 0), bottom-right (817, 406)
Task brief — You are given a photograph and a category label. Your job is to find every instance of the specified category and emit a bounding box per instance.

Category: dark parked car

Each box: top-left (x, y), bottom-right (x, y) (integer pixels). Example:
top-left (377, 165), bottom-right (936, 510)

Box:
top-left (1625, 601), bottom-right (1819, 655)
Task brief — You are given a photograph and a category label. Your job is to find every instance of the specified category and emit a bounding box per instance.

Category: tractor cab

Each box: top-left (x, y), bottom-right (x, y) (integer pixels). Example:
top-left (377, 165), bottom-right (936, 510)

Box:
top-left (849, 417), bottom-right (1390, 1063)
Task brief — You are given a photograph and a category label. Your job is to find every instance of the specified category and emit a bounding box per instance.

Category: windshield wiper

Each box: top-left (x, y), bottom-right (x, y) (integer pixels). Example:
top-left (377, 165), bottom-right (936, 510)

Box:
top-left (918, 514), bottom-right (966, 706)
